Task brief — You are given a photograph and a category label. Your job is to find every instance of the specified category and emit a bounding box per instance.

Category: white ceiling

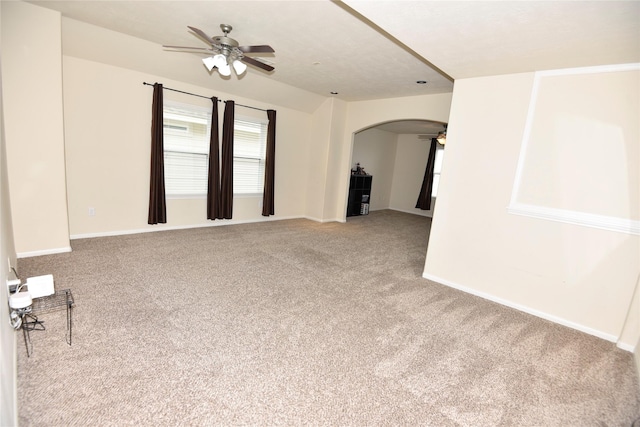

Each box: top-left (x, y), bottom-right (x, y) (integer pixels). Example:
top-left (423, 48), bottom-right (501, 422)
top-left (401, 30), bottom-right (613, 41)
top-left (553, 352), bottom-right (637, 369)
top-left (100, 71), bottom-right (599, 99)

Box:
top-left (28, 0), bottom-right (454, 102)
top-left (344, 0), bottom-right (640, 80)
top-left (24, 0), bottom-right (640, 133)
top-left (28, 0), bottom-right (640, 100)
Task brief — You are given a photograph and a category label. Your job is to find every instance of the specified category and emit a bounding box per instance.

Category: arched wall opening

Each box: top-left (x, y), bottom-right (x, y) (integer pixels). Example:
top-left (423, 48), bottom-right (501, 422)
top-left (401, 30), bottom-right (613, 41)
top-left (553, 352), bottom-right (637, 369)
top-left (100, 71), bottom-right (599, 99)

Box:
top-left (346, 119), bottom-right (447, 219)
top-left (330, 92), bottom-right (453, 223)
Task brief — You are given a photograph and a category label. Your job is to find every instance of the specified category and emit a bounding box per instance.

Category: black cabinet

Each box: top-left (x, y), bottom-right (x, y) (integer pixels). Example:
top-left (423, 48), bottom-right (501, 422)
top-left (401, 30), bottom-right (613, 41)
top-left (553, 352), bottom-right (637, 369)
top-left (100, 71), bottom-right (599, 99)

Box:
top-left (347, 174), bottom-right (372, 217)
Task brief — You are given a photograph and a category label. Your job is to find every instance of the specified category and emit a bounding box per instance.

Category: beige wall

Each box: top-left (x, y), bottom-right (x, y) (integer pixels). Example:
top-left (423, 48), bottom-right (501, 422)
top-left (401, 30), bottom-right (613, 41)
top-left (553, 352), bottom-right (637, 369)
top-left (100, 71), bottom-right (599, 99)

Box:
top-left (0, 3), bottom-right (18, 422)
top-left (321, 98), bottom-right (348, 222)
top-left (351, 128), bottom-right (397, 211)
top-left (512, 67), bottom-right (639, 222)
top-left (0, 103), bottom-right (17, 427)
top-left (63, 56), bottom-right (312, 237)
top-left (1, 1), bottom-right (70, 256)
top-left (0, 101), bottom-right (17, 427)
top-left (389, 134), bottom-right (433, 217)
top-left (424, 71), bottom-right (640, 348)
top-left (305, 98), bottom-right (334, 222)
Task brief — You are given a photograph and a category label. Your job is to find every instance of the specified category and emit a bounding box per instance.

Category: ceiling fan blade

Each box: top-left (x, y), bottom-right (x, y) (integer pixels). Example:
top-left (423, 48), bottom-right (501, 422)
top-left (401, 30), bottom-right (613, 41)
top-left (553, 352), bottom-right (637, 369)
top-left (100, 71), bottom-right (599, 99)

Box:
top-left (187, 26), bottom-right (214, 44)
top-left (238, 45), bottom-right (275, 53)
top-left (163, 45), bottom-right (213, 51)
top-left (240, 56), bottom-right (274, 72)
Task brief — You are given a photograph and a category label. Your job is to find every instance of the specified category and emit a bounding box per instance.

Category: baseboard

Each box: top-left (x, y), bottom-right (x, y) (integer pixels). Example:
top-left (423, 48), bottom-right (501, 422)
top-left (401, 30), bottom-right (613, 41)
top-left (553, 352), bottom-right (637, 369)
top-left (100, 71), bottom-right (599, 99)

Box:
top-left (617, 341), bottom-right (637, 352)
top-left (70, 215), bottom-right (305, 240)
top-left (387, 207), bottom-right (433, 218)
top-left (422, 272), bottom-right (622, 347)
top-left (17, 246), bottom-right (72, 259)
top-left (310, 209), bottom-right (428, 223)
top-left (304, 216), bottom-right (345, 224)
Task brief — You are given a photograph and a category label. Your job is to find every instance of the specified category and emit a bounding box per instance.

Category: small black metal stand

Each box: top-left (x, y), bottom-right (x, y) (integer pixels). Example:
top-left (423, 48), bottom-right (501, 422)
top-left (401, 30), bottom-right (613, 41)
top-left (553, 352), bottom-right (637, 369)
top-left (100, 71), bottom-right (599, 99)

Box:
top-left (15, 307), bottom-right (38, 357)
top-left (21, 289), bottom-right (74, 357)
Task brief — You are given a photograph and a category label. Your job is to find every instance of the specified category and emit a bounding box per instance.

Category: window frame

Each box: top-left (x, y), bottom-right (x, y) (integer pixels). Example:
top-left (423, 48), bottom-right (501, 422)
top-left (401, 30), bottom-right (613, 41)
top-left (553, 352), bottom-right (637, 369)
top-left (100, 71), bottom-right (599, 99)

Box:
top-left (431, 144), bottom-right (445, 198)
top-left (162, 100), bottom-right (268, 199)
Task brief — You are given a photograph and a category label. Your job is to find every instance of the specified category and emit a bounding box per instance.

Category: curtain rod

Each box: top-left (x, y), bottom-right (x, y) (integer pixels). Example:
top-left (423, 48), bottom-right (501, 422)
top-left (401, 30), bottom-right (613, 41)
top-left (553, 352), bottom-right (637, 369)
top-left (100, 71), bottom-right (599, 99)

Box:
top-left (143, 82), bottom-right (267, 112)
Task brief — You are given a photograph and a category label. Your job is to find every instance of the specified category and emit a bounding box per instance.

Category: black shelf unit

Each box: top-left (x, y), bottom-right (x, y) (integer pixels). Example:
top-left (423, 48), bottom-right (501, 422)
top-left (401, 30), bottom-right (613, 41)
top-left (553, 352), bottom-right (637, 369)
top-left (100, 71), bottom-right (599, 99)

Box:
top-left (347, 174), bottom-right (372, 217)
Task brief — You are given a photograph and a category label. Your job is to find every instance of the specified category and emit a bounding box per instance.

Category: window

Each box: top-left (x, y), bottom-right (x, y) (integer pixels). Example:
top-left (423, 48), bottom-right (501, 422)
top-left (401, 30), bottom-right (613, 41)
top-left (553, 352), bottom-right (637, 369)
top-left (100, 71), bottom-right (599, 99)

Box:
top-left (163, 101), bottom-right (267, 197)
top-left (163, 103), bottom-right (210, 196)
top-left (431, 146), bottom-right (445, 197)
top-left (233, 119), bottom-right (268, 194)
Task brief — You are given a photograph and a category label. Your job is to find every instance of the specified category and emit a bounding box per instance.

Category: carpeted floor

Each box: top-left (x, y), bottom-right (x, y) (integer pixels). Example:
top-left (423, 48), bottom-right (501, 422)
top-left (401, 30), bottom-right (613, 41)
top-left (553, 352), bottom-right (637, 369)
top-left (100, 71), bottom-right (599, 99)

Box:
top-left (16, 210), bottom-right (640, 426)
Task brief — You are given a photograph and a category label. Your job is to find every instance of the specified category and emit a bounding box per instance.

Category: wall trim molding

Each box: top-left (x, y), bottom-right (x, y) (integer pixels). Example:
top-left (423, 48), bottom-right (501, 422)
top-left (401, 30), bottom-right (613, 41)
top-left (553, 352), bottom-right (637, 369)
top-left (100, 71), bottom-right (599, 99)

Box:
top-left (421, 272), bottom-right (624, 348)
top-left (508, 62), bottom-right (640, 236)
top-left (17, 246), bottom-right (72, 259)
top-left (508, 203), bottom-right (640, 235)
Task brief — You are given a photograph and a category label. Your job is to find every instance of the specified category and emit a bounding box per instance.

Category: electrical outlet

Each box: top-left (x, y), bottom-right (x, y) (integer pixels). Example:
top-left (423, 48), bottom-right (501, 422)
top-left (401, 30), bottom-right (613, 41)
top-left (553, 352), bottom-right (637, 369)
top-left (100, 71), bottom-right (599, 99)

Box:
top-left (7, 278), bottom-right (20, 293)
top-left (88, 207), bottom-right (96, 216)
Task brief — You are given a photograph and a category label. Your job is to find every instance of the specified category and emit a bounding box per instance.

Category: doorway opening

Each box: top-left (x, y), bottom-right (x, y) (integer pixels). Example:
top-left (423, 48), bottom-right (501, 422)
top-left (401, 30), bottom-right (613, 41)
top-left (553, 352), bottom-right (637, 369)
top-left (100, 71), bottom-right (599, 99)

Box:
top-left (347, 119), bottom-right (446, 219)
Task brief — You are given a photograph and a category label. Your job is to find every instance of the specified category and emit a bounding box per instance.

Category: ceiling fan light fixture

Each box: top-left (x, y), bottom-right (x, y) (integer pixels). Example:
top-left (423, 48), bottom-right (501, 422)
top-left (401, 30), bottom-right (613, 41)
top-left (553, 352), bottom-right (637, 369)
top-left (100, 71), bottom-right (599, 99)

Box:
top-left (213, 54), bottom-right (228, 69)
top-left (167, 25), bottom-right (275, 77)
top-left (218, 62), bottom-right (232, 76)
top-left (232, 59), bottom-right (247, 75)
top-left (202, 56), bottom-right (216, 72)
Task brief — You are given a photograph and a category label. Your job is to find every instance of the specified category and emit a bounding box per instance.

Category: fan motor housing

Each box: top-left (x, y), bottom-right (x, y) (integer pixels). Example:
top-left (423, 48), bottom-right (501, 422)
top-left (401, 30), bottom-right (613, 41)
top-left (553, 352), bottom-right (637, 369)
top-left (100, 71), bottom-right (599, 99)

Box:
top-left (213, 35), bottom-right (238, 48)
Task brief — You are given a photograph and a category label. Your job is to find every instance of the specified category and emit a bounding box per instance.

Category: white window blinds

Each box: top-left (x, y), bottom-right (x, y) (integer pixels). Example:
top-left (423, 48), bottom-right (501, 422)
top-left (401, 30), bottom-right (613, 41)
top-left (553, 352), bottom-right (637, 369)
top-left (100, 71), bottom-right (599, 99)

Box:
top-left (163, 101), bottom-right (267, 196)
top-left (233, 119), bottom-right (267, 194)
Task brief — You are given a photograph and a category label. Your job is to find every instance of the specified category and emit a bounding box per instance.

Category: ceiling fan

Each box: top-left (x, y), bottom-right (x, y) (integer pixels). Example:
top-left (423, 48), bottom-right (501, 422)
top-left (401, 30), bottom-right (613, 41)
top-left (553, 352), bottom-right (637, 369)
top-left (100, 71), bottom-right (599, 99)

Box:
top-left (163, 24), bottom-right (275, 76)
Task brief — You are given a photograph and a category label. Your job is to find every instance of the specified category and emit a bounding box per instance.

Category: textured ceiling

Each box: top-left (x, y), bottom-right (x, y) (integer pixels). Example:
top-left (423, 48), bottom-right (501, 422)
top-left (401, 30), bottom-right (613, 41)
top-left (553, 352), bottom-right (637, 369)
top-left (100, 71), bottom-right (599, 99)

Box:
top-left (28, 0), bottom-right (453, 102)
top-left (24, 0), bottom-right (640, 133)
top-left (344, 0), bottom-right (640, 80)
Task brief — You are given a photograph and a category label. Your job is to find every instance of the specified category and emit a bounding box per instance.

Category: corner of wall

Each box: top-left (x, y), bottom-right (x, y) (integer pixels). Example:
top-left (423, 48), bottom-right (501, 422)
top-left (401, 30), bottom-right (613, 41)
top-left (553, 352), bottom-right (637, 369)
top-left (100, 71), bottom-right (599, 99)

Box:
top-left (635, 337), bottom-right (640, 385)
top-left (0, 2), bottom-right (19, 419)
top-left (2, 1), bottom-right (71, 256)
top-left (618, 273), bottom-right (640, 352)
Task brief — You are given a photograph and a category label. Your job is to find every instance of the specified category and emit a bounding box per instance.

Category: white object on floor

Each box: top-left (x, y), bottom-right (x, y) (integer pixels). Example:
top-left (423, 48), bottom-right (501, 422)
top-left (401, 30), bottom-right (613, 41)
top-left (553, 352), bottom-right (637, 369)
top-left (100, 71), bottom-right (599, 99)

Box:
top-left (9, 291), bottom-right (32, 309)
top-left (26, 274), bottom-right (55, 298)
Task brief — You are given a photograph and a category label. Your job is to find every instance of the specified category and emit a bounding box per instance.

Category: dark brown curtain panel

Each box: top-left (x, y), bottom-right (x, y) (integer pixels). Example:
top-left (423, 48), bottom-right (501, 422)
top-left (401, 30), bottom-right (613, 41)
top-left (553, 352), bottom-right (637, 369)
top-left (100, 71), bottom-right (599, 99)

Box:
top-left (415, 138), bottom-right (437, 211)
top-left (207, 97), bottom-right (222, 220)
top-left (262, 109), bottom-right (276, 216)
top-left (148, 83), bottom-right (167, 224)
top-left (220, 100), bottom-right (235, 219)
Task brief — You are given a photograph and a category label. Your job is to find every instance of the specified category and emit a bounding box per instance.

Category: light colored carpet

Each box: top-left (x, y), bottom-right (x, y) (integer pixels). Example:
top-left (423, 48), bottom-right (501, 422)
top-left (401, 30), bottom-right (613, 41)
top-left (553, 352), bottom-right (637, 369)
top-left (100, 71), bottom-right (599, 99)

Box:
top-left (16, 210), bottom-right (640, 426)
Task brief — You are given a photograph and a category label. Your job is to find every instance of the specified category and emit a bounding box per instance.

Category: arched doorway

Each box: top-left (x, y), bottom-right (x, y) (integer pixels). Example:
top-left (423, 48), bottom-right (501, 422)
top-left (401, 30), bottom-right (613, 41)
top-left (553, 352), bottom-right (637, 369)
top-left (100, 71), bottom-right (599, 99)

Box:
top-left (347, 119), bottom-right (446, 218)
